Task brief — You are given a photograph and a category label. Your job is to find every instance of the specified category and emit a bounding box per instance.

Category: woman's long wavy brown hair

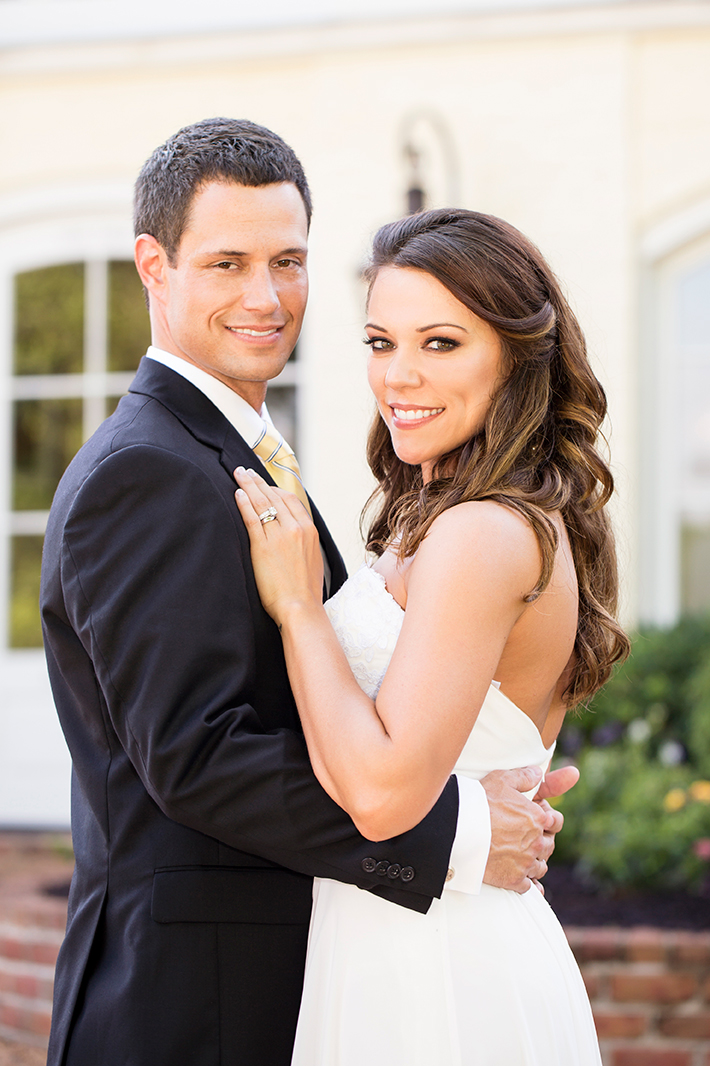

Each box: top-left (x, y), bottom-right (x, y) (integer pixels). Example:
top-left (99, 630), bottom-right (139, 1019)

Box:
top-left (363, 209), bottom-right (629, 706)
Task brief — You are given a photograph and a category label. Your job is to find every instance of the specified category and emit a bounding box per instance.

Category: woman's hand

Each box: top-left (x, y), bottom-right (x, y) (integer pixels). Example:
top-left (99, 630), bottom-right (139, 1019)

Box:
top-left (234, 467), bottom-right (324, 626)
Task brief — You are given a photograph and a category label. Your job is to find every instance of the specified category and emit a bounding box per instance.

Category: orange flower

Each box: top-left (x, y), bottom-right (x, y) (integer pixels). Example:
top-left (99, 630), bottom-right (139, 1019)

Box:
top-left (663, 788), bottom-right (687, 812)
top-left (689, 780), bottom-right (710, 804)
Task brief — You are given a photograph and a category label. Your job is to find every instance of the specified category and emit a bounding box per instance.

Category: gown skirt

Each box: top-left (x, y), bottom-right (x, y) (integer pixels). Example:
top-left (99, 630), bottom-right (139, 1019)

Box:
top-left (290, 564), bottom-right (601, 1066)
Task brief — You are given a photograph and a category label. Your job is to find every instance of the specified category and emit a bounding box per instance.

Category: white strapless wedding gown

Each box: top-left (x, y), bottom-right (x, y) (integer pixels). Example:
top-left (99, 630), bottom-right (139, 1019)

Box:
top-left (291, 564), bottom-right (601, 1066)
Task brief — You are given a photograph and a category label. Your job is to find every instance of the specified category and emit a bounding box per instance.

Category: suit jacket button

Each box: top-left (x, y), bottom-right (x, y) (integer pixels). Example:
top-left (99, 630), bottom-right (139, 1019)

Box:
top-left (386, 864), bottom-right (401, 879)
top-left (375, 860), bottom-right (390, 876)
top-left (361, 857), bottom-right (377, 873)
top-left (400, 866), bottom-right (415, 882)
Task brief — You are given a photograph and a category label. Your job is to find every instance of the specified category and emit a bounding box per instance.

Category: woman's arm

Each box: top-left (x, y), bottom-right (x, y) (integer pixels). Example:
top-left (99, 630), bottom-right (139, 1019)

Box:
top-left (235, 467), bottom-right (543, 842)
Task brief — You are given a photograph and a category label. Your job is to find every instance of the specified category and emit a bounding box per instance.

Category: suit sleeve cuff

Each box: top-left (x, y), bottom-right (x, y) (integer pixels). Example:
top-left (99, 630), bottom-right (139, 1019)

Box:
top-left (443, 775), bottom-right (491, 895)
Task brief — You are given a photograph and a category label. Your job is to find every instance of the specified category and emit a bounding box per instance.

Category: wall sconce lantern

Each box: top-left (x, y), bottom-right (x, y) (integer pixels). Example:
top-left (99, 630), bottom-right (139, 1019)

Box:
top-left (400, 111), bottom-right (460, 217)
top-left (404, 143), bottom-right (425, 215)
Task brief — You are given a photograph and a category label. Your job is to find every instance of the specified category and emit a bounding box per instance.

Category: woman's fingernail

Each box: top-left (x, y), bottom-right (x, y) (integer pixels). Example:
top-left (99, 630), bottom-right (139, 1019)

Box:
top-left (246, 468), bottom-right (257, 477)
top-left (235, 488), bottom-right (246, 498)
top-left (235, 466), bottom-right (245, 475)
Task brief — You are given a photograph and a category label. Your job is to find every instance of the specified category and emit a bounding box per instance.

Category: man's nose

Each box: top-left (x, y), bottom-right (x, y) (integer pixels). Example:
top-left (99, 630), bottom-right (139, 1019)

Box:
top-left (241, 266), bottom-right (280, 314)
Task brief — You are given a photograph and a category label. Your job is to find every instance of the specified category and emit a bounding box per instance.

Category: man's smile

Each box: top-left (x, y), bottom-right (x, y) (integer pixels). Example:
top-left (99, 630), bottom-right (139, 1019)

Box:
top-left (225, 325), bottom-right (282, 337)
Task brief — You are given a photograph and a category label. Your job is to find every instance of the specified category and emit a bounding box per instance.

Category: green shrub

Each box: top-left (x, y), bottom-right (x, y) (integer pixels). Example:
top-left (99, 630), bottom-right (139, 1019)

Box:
top-left (552, 615), bottom-right (710, 894)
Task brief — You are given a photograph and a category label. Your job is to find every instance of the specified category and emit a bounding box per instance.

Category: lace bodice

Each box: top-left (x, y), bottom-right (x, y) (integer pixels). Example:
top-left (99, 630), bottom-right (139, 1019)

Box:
top-left (325, 563), bottom-right (555, 788)
top-left (325, 563), bottom-right (405, 700)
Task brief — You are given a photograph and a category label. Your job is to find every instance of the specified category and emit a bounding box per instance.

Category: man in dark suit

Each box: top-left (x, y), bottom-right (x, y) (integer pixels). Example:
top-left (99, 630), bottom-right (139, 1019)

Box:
top-left (41, 118), bottom-right (573, 1066)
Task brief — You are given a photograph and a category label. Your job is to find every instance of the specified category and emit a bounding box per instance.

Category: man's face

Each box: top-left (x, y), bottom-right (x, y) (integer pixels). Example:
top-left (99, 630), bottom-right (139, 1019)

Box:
top-left (144, 180), bottom-right (309, 408)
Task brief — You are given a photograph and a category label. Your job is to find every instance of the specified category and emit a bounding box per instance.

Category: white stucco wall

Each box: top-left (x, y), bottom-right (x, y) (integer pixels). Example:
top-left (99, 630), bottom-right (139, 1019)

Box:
top-left (1, 0), bottom-right (710, 823)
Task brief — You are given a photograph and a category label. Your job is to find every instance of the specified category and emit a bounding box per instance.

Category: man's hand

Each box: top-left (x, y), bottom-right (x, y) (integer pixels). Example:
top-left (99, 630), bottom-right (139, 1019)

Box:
top-left (534, 764), bottom-right (579, 805)
top-left (480, 764), bottom-right (579, 894)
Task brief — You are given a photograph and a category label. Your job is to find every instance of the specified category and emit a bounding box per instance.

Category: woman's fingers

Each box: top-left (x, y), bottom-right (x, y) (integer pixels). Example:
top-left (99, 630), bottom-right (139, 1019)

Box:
top-left (234, 486), bottom-right (266, 539)
top-left (270, 485), bottom-right (314, 528)
top-left (233, 465), bottom-right (323, 624)
top-left (234, 467), bottom-right (310, 532)
top-left (234, 467), bottom-right (288, 530)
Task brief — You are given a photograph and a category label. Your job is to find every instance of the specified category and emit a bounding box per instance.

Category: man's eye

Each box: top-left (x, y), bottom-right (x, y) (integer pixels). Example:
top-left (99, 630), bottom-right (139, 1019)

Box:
top-left (215, 261), bottom-right (236, 270)
top-left (275, 258), bottom-right (299, 268)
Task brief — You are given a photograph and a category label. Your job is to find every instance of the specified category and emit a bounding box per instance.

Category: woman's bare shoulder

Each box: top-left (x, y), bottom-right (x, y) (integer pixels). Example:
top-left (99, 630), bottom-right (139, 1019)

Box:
top-left (429, 498), bottom-right (537, 537)
top-left (426, 500), bottom-right (541, 561)
top-left (411, 500), bottom-right (543, 599)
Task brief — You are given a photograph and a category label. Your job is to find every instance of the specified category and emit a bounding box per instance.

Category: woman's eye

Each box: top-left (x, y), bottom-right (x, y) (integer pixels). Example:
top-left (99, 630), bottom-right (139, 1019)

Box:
top-left (427, 337), bottom-right (459, 352)
top-left (364, 337), bottom-right (393, 351)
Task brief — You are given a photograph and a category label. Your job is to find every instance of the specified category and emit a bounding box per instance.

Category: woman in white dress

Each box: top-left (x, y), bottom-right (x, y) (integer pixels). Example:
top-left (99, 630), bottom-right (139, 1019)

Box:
top-left (235, 209), bottom-right (629, 1065)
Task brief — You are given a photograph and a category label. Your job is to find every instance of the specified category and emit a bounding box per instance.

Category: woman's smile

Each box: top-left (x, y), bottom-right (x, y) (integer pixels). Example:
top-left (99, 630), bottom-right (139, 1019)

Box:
top-left (389, 404), bottom-right (445, 426)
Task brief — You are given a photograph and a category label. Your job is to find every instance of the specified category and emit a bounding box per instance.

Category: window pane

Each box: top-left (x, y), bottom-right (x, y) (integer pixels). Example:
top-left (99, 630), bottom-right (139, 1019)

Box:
top-left (265, 385), bottom-right (297, 452)
top-left (108, 260), bottom-right (151, 372)
top-left (10, 536), bottom-right (44, 648)
top-left (13, 398), bottom-right (83, 510)
top-left (14, 264), bottom-right (84, 375)
top-left (678, 262), bottom-right (710, 522)
top-left (681, 524), bottom-right (710, 615)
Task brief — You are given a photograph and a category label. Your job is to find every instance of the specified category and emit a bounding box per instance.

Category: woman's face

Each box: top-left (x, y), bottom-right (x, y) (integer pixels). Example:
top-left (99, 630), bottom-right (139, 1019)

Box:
top-left (366, 266), bottom-right (503, 482)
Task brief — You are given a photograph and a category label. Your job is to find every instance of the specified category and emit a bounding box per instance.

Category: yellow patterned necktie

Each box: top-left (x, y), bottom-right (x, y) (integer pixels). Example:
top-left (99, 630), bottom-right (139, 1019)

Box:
top-left (252, 424), bottom-right (312, 516)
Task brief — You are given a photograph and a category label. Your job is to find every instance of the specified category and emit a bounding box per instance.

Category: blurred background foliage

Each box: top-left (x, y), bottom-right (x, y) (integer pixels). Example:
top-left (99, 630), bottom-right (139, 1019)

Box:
top-left (552, 615), bottom-right (710, 895)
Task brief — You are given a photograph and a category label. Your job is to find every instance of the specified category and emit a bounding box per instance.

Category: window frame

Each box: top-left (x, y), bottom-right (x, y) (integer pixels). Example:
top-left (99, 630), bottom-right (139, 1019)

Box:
top-left (638, 204), bottom-right (710, 626)
top-left (0, 188), bottom-right (135, 824)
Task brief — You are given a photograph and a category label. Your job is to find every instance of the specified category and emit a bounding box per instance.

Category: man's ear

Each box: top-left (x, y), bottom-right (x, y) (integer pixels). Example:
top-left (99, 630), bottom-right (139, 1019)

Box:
top-left (134, 234), bottom-right (170, 304)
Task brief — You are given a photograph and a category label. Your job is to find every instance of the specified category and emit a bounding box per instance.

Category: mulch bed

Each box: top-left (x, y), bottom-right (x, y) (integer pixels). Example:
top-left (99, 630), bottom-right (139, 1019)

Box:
top-left (31, 867), bottom-right (710, 930)
top-left (544, 863), bottom-right (710, 929)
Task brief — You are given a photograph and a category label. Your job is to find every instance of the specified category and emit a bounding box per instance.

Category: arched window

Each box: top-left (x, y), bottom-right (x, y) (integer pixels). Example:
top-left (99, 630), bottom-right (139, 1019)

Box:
top-left (0, 194), bottom-right (301, 826)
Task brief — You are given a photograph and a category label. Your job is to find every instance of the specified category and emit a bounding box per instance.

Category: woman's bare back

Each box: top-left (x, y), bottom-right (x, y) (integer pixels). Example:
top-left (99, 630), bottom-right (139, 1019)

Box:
top-left (372, 504), bottom-right (578, 750)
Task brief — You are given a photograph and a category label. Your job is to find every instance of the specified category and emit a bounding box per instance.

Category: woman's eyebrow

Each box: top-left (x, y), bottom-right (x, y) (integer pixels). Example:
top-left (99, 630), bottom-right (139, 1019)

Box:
top-left (364, 321), bottom-right (468, 332)
top-left (416, 322), bottom-right (468, 333)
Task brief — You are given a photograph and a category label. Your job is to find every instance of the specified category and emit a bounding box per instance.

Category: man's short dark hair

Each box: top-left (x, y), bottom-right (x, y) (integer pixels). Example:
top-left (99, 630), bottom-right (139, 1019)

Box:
top-left (133, 117), bottom-right (312, 263)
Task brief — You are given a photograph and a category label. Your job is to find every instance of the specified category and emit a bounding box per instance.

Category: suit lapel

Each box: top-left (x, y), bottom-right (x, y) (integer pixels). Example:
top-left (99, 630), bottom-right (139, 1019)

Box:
top-left (129, 357), bottom-right (348, 596)
top-left (130, 357), bottom-right (283, 478)
top-left (310, 503), bottom-right (347, 596)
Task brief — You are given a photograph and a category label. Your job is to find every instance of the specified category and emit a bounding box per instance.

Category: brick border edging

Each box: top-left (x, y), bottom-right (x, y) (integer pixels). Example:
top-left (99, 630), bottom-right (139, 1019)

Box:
top-left (566, 926), bottom-right (710, 1066)
top-left (0, 898), bottom-right (66, 1049)
top-left (2, 907), bottom-right (710, 1059)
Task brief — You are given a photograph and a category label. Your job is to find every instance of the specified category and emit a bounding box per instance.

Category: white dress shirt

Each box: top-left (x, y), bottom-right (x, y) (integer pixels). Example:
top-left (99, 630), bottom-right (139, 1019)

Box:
top-left (144, 346), bottom-right (491, 894)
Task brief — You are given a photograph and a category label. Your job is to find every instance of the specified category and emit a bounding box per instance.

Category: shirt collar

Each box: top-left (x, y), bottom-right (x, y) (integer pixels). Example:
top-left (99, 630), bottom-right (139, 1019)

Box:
top-left (145, 346), bottom-right (275, 449)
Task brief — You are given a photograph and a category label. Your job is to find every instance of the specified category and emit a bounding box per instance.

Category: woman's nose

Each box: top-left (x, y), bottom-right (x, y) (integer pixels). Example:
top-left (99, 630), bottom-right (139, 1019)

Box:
top-left (384, 348), bottom-right (421, 389)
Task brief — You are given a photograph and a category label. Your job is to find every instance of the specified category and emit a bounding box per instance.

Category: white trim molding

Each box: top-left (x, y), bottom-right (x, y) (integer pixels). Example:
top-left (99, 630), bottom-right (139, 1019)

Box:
top-left (2, 1), bottom-right (710, 76)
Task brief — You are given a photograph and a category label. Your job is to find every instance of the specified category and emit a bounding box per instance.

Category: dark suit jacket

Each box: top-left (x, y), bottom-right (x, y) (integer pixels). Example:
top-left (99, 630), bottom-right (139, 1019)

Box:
top-left (40, 358), bottom-right (459, 1066)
